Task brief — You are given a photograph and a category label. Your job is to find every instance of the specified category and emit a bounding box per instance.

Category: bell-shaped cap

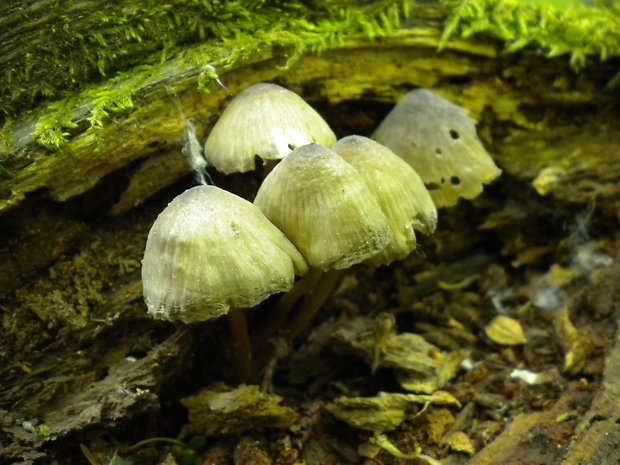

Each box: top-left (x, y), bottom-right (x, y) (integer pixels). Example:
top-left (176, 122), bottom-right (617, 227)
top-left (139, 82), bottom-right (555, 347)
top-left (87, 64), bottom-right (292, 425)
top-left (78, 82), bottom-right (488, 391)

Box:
top-left (142, 185), bottom-right (307, 323)
top-left (204, 82), bottom-right (336, 174)
top-left (254, 144), bottom-right (390, 271)
top-left (332, 136), bottom-right (437, 266)
top-left (372, 89), bottom-right (501, 208)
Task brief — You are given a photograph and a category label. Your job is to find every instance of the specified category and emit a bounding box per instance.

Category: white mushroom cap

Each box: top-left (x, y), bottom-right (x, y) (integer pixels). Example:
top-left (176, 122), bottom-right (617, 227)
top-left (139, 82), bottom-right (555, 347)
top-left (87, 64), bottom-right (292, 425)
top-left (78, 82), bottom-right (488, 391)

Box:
top-left (372, 88), bottom-right (501, 208)
top-left (142, 185), bottom-right (307, 323)
top-left (204, 83), bottom-right (336, 174)
top-left (254, 143), bottom-right (390, 271)
top-left (332, 135), bottom-right (437, 266)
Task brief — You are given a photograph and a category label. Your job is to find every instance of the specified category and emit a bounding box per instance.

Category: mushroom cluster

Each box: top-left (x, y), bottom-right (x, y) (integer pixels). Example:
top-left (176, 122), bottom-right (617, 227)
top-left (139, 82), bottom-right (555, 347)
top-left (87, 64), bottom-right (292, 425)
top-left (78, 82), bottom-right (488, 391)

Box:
top-left (141, 82), bottom-right (501, 379)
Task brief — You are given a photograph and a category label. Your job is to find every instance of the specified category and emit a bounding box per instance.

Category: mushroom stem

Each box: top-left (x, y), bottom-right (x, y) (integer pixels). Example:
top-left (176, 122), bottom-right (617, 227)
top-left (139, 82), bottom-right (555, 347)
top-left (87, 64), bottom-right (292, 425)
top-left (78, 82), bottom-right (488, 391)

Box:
top-left (255, 267), bottom-right (324, 343)
top-left (286, 268), bottom-right (343, 341)
top-left (227, 307), bottom-right (252, 383)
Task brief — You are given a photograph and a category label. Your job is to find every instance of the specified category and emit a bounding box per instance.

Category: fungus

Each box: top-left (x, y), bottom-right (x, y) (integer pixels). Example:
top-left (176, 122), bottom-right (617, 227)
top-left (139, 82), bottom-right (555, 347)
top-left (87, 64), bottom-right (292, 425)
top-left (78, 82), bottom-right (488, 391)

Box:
top-left (204, 82), bottom-right (336, 174)
top-left (372, 88), bottom-right (501, 208)
top-left (254, 143), bottom-right (389, 271)
top-left (142, 185), bottom-right (307, 379)
top-left (332, 135), bottom-right (437, 266)
top-left (254, 143), bottom-right (390, 339)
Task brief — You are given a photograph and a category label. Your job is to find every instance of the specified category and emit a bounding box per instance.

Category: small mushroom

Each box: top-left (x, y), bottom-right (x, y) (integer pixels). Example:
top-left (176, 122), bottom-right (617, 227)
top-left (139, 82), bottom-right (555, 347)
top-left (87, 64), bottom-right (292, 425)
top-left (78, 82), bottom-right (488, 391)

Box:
top-left (142, 185), bottom-right (307, 379)
top-left (143, 185), bottom-right (307, 322)
top-left (254, 143), bottom-right (390, 271)
top-left (372, 88), bottom-right (501, 208)
top-left (332, 135), bottom-right (437, 266)
top-left (204, 82), bottom-right (336, 174)
top-left (254, 143), bottom-right (390, 339)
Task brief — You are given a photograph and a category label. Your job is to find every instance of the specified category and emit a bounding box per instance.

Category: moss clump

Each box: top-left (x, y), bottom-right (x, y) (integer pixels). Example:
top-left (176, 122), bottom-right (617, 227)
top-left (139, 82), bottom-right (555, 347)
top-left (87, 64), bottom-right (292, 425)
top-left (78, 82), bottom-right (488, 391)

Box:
top-left (440, 0), bottom-right (620, 69)
top-left (6, 0), bottom-right (409, 150)
top-left (31, 66), bottom-right (153, 150)
top-left (9, 0), bottom-right (620, 153)
top-left (1, 0), bottom-right (408, 131)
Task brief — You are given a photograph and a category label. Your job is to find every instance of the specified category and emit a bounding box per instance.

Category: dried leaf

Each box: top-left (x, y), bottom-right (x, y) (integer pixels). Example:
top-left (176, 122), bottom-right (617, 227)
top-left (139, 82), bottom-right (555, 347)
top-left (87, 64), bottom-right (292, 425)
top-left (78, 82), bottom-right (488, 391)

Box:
top-left (532, 166), bottom-right (566, 196)
top-left (331, 316), bottom-right (440, 375)
top-left (398, 350), bottom-right (470, 393)
top-left (440, 431), bottom-right (476, 455)
top-left (550, 306), bottom-right (595, 374)
top-left (326, 391), bottom-right (460, 432)
top-left (182, 384), bottom-right (298, 436)
top-left (485, 316), bottom-right (526, 345)
top-left (332, 316), bottom-right (469, 393)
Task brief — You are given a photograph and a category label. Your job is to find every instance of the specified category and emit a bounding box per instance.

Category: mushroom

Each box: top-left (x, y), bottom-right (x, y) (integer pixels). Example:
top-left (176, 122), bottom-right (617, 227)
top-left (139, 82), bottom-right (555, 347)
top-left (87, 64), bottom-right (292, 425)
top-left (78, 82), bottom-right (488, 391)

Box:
top-left (332, 135), bottom-right (437, 266)
top-left (204, 82), bottom-right (336, 174)
top-left (142, 185), bottom-right (307, 380)
top-left (254, 143), bottom-right (390, 340)
top-left (254, 143), bottom-right (390, 271)
top-left (372, 88), bottom-right (501, 208)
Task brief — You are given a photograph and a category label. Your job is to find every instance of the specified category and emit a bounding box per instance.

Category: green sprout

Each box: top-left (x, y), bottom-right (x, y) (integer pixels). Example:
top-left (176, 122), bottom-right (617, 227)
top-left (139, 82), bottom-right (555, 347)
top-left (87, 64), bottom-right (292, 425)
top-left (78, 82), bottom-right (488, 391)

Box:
top-left (37, 424), bottom-right (51, 437)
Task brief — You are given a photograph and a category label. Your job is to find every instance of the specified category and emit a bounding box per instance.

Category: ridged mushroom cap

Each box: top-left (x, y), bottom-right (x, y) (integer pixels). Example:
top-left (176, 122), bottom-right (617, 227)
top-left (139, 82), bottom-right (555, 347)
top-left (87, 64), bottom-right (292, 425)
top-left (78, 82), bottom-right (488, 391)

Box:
top-left (204, 82), bottom-right (336, 174)
top-left (372, 88), bottom-right (501, 208)
top-left (254, 143), bottom-right (390, 271)
top-left (142, 185), bottom-right (307, 323)
top-left (332, 135), bottom-right (438, 266)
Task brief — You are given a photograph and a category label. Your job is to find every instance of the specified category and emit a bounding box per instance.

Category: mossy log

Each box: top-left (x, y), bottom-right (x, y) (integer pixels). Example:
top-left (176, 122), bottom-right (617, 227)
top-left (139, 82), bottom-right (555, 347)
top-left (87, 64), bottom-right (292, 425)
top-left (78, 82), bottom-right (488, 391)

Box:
top-left (1, 1), bottom-right (620, 464)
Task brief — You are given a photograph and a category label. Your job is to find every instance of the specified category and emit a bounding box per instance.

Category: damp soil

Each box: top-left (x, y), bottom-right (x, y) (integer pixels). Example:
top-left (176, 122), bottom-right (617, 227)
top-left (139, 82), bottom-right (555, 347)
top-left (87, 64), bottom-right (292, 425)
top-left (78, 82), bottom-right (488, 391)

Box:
top-left (1, 40), bottom-right (620, 462)
top-left (1, 158), bottom-right (619, 465)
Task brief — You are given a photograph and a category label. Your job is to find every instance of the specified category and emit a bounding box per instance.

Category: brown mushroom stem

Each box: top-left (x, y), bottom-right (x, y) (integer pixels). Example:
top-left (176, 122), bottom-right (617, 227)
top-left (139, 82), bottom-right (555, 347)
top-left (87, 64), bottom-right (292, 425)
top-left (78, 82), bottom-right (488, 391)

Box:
top-left (286, 268), bottom-right (343, 341)
top-left (255, 267), bottom-right (324, 343)
top-left (227, 307), bottom-right (252, 383)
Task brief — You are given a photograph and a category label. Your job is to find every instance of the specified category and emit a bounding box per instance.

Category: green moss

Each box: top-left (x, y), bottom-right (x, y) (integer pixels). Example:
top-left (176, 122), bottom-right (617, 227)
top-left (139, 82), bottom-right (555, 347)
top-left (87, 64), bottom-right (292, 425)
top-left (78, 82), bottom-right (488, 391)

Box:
top-left (1, 1), bottom-right (406, 116)
top-left (2, 0), bottom-right (255, 117)
top-left (17, 0), bottom-right (620, 152)
top-left (31, 99), bottom-right (80, 150)
top-left (440, 0), bottom-right (620, 69)
top-left (18, 0), bottom-right (408, 150)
